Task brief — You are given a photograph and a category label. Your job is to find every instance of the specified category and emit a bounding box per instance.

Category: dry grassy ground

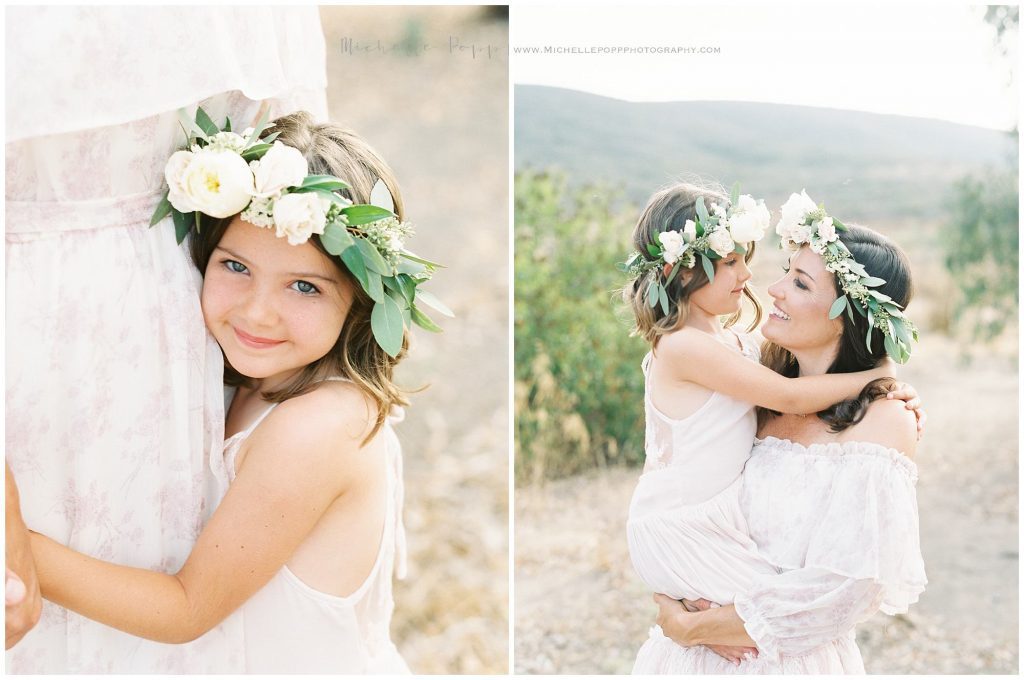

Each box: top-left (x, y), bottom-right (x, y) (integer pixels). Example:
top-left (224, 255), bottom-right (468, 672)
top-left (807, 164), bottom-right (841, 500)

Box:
top-left (318, 7), bottom-right (509, 674)
top-left (515, 336), bottom-right (1018, 674)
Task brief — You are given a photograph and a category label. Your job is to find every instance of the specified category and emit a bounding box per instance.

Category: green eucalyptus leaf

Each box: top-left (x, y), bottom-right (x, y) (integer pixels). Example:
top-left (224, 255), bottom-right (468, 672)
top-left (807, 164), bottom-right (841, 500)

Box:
top-left (177, 108), bottom-right (209, 142)
top-left (261, 131), bottom-right (281, 145)
top-left (733, 243), bottom-right (747, 255)
top-left (416, 289), bottom-right (453, 317)
top-left (223, 116), bottom-right (232, 132)
top-left (355, 237), bottom-right (392, 275)
top-left (299, 175), bottom-right (350, 192)
top-left (647, 281), bottom-right (659, 308)
top-left (730, 181), bottom-right (740, 207)
top-left (340, 245), bottom-right (371, 292)
top-left (861, 276), bottom-right (887, 287)
top-left (342, 204), bottom-right (395, 226)
top-left (245, 107), bottom-right (272, 150)
top-left (371, 295), bottom-right (405, 358)
top-left (868, 290), bottom-right (892, 303)
top-left (171, 208), bottom-right (194, 245)
top-left (646, 243), bottom-right (661, 258)
top-left (658, 285), bottom-right (669, 316)
top-left (828, 296), bottom-right (848, 320)
top-left (241, 143), bottom-right (272, 162)
top-left (320, 224), bottom-right (354, 255)
top-left (832, 217), bottom-right (847, 231)
top-left (695, 196), bottom-right (709, 223)
top-left (665, 262), bottom-right (680, 284)
top-left (194, 107), bottom-right (220, 136)
top-left (850, 299), bottom-right (867, 317)
top-left (400, 250), bottom-right (444, 268)
top-left (366, 270), bottom-right (385, 304)
top-left (884, 334), bottom-right (902, 363)
top-left (150, 190), bottom-right (172, 227)
top-left (845, 300), bottom-right (856, 323)
top-left (411, 305), bottom-right (442, 332)
top-left (700, 253), bottom-right (715, 283)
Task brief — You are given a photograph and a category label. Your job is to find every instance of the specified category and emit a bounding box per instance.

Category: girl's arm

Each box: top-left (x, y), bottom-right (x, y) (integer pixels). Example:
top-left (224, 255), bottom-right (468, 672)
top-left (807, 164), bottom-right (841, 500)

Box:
top-left (30, 387), bottom-right (374, 644)
top-left (658, 328), bottom-right (892, 414)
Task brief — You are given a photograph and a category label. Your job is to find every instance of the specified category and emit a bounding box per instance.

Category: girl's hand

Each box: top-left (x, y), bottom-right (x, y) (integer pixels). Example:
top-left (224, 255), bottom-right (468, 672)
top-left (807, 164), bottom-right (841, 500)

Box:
top-left (886, 382), bottom-right (927, 439)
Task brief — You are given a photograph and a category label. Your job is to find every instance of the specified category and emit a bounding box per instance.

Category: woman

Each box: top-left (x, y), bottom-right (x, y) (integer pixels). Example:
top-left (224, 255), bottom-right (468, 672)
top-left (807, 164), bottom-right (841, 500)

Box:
top-left (647, 207), bottom-right (926, 672)
top-left (5, 6), bottom-right (327, 672)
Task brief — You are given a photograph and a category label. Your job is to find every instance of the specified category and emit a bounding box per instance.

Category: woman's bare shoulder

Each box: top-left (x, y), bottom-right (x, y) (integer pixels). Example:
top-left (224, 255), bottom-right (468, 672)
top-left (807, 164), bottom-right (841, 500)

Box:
top-left (845, 397), bottom-right (918, 459)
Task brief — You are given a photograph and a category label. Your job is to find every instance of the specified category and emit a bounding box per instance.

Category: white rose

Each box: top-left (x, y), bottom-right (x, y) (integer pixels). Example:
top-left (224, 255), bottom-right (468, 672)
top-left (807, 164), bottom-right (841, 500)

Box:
top-left (707, 228), bottom-right (736, 258)
top-left (727, 196), bottom-right (770, 243)
top-left (272, 192), bottom-right (329, 245)
top-left (250, 142), bottom-right (309, 199)
top-left (658, 230), bottom-right (686, 264)
top-left (789, 221), bottom-right (812, 245)
top-left (166, 148), bottom-right (254, 218)
top-left (683, 219), bottom-right (697, 241)
top-left (776, 189), bottom-right (817, 236)
top-left (815, 216), bottom-right (837, 242)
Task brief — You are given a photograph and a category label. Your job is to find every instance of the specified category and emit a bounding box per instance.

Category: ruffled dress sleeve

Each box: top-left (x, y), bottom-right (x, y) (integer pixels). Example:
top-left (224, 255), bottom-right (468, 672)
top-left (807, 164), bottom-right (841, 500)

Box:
top-left (734, 439), bottom-right (927, 659)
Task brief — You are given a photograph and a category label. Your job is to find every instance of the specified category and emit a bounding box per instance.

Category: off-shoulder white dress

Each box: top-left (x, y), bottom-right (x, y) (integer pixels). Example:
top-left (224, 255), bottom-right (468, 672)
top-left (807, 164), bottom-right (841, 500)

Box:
top-left (628, 332), bottom-right (926, 673)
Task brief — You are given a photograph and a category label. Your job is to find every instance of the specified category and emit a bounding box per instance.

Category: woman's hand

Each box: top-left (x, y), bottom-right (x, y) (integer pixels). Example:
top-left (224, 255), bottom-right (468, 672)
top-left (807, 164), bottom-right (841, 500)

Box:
top-left (654, 593), bottom-right (695, 645)
top-left (886, 382), bottom-right (927, 439)
top-left (681, 598), bottom-right (759, 666)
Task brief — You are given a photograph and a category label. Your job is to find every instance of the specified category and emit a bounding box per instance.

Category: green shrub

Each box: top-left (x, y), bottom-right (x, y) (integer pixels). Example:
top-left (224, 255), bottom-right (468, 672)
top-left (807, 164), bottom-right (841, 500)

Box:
top-left (514, 171), bottom-right (648, 482)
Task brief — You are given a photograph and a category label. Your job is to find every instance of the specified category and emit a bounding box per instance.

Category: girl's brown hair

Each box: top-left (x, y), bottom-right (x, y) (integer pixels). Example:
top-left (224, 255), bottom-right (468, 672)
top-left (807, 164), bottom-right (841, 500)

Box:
top-left (624, 181), bottom-right (763, 347)
top-left (191, 111), bottom-right (409, 441)
top-left (758, 224), bottom-right (914, 432)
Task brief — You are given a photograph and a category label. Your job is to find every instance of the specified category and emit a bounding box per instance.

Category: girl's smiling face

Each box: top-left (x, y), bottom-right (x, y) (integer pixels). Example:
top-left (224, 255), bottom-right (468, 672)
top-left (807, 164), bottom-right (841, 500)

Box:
top-left (762, 245), bottom-right (843, 353)
top-left (201, 217), bottom-right (354, 391)
top-left (687, 250), bottom-right (753, 317)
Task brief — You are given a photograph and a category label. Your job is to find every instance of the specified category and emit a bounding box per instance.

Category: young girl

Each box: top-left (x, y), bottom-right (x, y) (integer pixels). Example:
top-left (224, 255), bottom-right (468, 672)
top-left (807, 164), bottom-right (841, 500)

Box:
top-left (622, 182), bottom-right (921, 672)
top-left (26, 111), bottom-right (442, 673)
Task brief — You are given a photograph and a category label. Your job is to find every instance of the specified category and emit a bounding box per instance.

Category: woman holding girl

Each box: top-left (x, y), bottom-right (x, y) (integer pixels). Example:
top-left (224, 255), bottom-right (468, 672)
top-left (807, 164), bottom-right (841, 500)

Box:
top-left (623, 183), bottom-right (925, 673)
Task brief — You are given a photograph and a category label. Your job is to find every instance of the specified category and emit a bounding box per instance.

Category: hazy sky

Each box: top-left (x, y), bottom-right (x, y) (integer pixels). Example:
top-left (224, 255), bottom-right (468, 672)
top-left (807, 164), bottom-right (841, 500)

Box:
top-left (512, 3), bottom-right (1017, 131)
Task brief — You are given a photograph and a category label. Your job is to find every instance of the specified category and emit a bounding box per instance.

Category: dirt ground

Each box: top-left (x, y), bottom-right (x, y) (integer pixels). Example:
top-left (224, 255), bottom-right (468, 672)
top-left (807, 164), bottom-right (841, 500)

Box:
top-left (318, 7), bottom-right (509, 674)
top-left (514, 336), bottom-right (1018, 674)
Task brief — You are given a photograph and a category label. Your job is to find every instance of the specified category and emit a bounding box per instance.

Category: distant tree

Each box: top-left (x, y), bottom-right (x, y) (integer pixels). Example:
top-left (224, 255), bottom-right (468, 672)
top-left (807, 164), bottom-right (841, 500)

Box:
top-left (944, 7), bottom-right (1019, 343)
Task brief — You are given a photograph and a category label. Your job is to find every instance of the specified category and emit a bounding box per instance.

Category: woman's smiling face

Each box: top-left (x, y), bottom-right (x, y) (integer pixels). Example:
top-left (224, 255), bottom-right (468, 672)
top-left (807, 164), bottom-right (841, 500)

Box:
top-left (762, 245), bottom-right (844, 355)
top-left (201, 217), bottom-right (354, 391)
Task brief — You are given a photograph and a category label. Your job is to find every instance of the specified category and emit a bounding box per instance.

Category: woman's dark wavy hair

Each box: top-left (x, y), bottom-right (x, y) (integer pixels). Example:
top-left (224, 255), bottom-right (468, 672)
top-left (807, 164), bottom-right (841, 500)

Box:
top-left (759, 224), bottom-right (915, 432)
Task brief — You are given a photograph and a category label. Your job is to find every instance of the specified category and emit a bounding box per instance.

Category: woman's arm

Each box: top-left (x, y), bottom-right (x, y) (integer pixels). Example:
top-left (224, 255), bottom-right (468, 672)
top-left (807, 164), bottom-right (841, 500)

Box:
top-left (655, 594), bottom-right (756, 647)
top-left (30, 387), bottom-right (375, 644)
top-left (658, 328), bottom-right (892, 414)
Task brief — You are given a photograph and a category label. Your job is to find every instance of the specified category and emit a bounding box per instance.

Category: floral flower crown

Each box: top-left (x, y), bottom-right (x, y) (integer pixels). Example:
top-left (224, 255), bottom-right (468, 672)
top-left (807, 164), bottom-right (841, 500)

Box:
top-left (775, 190), bottom-right (918, 364)
top-left (149, 107), bottom-right (450, 358)
top-left (620, 183), bottom-right (770, 315)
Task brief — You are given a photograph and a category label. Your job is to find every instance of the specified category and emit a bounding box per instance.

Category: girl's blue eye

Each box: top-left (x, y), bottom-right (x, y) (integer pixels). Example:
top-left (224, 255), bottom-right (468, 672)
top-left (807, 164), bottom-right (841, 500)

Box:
top-left (291, 280), bottom-right (319, 295)
top-left (224, 259), bottom-right (248, 274)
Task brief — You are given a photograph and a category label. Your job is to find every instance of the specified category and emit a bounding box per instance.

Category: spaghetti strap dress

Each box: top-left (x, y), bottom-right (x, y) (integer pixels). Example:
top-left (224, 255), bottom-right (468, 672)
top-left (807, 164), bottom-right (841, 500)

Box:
top-left (213, 379), bottom-right (411, 674)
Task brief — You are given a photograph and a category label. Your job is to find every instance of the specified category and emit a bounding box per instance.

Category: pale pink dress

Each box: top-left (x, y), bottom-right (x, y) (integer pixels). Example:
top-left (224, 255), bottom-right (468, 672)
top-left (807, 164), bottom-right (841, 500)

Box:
top-left (5, 7), bottom-right (327, 673)
top-left (628, 331), bottom-right (926, 673)
top-left (213, 382), bottom-right (411, 674)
